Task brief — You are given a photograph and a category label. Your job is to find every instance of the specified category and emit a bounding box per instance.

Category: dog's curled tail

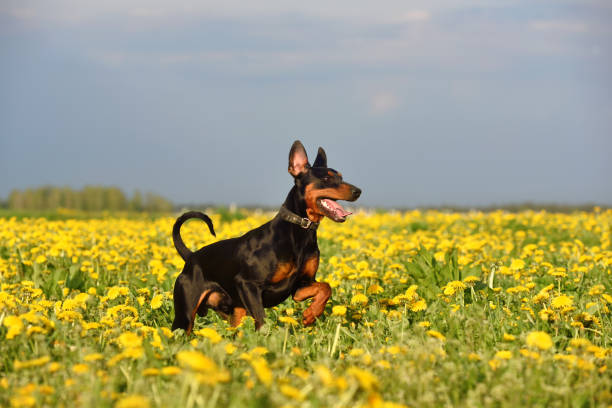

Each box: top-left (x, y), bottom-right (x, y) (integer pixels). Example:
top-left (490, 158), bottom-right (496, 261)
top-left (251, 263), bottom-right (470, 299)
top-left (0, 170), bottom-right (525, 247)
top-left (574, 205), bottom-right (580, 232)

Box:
top-left (172, 211), bottom-right (216, 261)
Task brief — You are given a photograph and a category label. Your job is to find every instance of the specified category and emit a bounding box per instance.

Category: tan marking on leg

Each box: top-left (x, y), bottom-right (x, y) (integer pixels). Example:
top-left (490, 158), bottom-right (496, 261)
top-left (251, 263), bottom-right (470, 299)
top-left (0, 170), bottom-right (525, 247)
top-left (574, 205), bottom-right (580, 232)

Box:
top-left (231, 307), bottom-right (248, 327)
top-left (301, 256), bottom-right (319, 279)
top-left (207, 291), bottom-right (223, 307)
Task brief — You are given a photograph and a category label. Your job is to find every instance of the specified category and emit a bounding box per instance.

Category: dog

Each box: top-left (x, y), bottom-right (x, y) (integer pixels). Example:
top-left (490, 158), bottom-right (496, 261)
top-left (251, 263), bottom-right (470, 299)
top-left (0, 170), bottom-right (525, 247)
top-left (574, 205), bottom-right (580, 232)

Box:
top-left (171, 140), bottom-right (361, 333)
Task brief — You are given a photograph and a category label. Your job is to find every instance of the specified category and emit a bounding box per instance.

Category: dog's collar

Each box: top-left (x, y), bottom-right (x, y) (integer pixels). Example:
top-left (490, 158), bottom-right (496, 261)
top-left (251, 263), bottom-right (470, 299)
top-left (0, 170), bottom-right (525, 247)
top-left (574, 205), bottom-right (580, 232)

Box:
top-left (278, 206), bottom-right (319, 230)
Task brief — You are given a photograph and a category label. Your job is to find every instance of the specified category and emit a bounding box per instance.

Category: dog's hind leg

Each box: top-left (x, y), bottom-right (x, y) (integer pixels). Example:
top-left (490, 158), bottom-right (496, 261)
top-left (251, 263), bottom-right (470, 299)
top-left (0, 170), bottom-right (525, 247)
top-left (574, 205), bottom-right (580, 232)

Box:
top-left (172, 265), bottom-right (232, 334)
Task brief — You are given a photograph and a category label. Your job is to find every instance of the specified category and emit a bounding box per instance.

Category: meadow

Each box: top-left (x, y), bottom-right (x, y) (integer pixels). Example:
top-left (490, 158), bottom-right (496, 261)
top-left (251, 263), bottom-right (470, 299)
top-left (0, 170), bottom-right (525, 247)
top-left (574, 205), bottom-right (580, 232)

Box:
top-left (0, 209), bottom-right (610, 407)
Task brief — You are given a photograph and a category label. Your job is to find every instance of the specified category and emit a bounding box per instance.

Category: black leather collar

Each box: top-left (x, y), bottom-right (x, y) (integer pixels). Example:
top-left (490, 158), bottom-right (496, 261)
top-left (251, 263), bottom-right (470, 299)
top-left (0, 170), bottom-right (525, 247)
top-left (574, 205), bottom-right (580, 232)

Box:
top-left (278, 206), bottom-right (319, 230)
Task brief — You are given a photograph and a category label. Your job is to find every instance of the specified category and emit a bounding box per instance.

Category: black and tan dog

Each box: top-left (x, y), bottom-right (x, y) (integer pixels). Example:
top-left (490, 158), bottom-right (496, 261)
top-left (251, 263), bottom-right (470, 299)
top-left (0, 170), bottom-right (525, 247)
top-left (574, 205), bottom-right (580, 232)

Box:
top-left (171, 141), bottom-right (361, 333)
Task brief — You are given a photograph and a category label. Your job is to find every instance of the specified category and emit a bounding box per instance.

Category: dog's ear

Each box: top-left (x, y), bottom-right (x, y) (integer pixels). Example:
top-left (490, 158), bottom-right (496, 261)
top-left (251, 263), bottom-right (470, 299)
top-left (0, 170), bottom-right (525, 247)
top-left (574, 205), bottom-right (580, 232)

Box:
top-left (288, 140), bottom-right (310, 177)
top-left (312, 147), bottom-right (327, 168)
top-left (172, 272), bottom-right (199, 333)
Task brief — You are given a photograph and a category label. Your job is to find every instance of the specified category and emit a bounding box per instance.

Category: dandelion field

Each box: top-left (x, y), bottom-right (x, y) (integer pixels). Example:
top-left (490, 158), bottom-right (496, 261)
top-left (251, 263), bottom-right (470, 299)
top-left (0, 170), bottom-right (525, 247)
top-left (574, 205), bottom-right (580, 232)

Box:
top-left (0, 209), bottom-right (611, 407)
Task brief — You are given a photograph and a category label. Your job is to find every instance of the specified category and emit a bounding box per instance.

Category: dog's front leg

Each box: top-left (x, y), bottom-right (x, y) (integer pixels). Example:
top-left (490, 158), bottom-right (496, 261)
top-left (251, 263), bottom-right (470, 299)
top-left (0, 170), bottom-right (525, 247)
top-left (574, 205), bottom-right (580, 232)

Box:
top-left (293, 281), bottom-right (332, 325)
top-left (234, 276), bottom-right (265, 329)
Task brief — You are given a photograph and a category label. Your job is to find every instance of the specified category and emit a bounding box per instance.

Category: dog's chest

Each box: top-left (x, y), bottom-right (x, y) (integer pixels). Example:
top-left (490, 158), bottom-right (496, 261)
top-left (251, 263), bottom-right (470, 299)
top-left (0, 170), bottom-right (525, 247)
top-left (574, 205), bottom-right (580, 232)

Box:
top-left (268, 255), bottom-right (319, 285)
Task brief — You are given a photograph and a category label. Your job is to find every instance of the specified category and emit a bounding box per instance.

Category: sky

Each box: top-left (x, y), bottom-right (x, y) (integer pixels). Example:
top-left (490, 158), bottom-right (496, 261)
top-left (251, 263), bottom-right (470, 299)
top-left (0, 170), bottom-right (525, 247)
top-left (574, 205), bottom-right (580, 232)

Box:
top-left (1, 0), bottom-right (611, 208)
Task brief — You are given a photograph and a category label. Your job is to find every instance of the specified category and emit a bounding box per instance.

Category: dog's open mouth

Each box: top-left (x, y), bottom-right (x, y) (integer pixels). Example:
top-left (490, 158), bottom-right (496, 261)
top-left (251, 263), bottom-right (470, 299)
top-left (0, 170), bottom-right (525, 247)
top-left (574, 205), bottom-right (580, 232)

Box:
top-left (318, 198), bottom-right (353, 222)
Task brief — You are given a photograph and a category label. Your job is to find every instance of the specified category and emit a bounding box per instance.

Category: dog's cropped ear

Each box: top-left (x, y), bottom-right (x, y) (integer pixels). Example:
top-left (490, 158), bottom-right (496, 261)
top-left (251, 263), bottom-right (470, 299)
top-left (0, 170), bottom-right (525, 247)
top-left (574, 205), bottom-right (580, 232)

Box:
top-left (288, 140), bottom-right (310, 177)
top-left (312, 147), bottom-right (327, 168)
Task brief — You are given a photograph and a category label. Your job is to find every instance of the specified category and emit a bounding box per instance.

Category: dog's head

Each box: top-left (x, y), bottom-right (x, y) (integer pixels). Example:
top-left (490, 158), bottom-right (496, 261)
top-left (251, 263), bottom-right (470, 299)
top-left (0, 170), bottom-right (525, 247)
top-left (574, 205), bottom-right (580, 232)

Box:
top-left (201, 288), bottom-right (233, 317)
top-left (288, 140), bottom-right (361, 223)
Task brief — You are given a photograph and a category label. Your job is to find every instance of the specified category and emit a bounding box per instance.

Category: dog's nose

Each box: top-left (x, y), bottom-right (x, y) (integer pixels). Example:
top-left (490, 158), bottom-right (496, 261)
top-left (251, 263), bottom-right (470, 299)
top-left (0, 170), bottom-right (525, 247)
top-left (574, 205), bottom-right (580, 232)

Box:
top-left (352, 187), bottom-right (361, 199)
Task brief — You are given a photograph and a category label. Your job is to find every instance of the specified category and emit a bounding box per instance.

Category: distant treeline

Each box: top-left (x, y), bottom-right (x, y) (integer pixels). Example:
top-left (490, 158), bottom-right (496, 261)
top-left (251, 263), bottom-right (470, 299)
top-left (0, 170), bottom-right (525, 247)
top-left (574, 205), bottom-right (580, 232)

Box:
top-left (3, 186), bottom-right (173, 212)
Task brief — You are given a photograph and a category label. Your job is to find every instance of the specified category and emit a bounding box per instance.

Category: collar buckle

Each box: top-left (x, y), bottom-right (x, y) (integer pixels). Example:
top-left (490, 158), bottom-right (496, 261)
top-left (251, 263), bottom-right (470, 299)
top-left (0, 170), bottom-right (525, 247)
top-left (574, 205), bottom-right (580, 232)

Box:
top-left (299, 217), bottom-right (312, 229)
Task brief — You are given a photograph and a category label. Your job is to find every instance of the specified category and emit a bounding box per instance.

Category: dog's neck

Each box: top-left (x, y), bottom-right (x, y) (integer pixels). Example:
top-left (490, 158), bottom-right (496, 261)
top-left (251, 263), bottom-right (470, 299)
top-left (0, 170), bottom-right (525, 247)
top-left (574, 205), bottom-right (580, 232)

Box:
top-left (275, 186), bottom-right (318, 241)
top-left (282, 186), bottom-right (308, 219)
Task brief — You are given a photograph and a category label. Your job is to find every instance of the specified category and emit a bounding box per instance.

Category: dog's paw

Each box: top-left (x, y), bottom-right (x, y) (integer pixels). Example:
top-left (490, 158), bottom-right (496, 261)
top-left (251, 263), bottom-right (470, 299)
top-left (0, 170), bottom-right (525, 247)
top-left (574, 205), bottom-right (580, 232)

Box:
top-left (302, 308), bottom-right (317, 325)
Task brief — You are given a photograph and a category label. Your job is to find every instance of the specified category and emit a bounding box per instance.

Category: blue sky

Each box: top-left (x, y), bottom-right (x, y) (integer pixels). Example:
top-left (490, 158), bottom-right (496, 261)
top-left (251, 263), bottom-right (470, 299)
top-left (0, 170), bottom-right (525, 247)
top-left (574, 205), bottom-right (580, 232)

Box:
top-left (1, 1), bottom-right (610, 208)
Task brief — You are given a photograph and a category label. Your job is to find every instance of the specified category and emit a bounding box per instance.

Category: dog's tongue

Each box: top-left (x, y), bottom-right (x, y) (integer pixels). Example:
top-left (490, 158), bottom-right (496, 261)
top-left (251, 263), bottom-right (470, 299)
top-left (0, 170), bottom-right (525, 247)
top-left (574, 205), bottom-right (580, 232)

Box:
top-left (321, 199), bottom-right (352, 218)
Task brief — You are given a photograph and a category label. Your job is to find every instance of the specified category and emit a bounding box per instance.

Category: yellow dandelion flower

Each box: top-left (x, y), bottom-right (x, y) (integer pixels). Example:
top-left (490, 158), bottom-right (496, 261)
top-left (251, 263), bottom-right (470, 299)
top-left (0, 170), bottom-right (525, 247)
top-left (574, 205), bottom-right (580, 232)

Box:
top-left (160, 327), bottom-right (173, 338)
top-left (38, 385), bottom-right (54, 395)
top-left (83, 353), bottom-right (104, 362)
top-left (519, 349), bottom-right (541, 360)
top-left (224, 343), bottom-right (237, 355)
top-left (488, 359), bottom-right (501, 370)
top-left (176, 350), bottom-right (217, 373)
top-left (194, 328), bottom-right (222, 344)
top-left (332, 305), bottom-right (347, 316)
top-left (410, 299), bottom-right (427, 312)
top-left (72, 363), bottom-right (89, 374)
top-left (510, 258), bottom-right (525, 270)
top-left (388, 310), bottom-right (402, 319)
top-left (405, 285), bottom-right (419, 300)
top-left (160, 366), bottom-right (181, 376)
top-left (250, 346), bottom-right (268, 356)
top-left (551, 295), bottom-right (573, 310)
top-left (14, 356), bottom-right (51, 370)
top-left (443, 281), bottom-right (466, 296)
top-left (577, 358), bottom-right (595, 371)
top-left (142, 368), bottom-right (160, 376)
top-left (10, 395), bottom-right (36, 408)
top-left (280, 384), bottom-right (305, 401)
top-left (367, 284), bottom-right (384, 294)
top-left (426, 330), bottom-right (446, 342)
top-left (314, 365), bottom-right (335, 388)
top-left (150, 294), bottom-right (164, 310)
top-left (468, 353), bottom-right (481, 361)
top-left (278, 316), bottom-right (299, 326)
top-left (115, 395), bottom-right (150, 408)
top-left (495, 350), bottom-right (512, 360)
top-left (350, 293), bottom-right (368, 306)
top-left (376, 360), bottom-right (391, 369)
top-left (347, 367), bottom-right (378, 391)
top-left (463, 275), bottom-right (480, 284)
top-left (250, 357), bottom-right (273, 386)
top-left (569, 338), bottom-right (591, 349)
top-left (116, 332), bottom-right (142, 349)
top-left (291, 367), bottom-right (310, 380)
top-left (3, 315), bottom-right (23, 340)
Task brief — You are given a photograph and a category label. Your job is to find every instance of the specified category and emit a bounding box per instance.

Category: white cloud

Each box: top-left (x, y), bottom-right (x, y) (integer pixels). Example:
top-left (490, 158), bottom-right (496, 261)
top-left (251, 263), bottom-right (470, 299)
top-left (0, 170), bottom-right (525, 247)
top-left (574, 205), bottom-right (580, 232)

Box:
top-left (87, 51), bottom-right (128, 68)
top-left (0, 0), bottom-right (489, 26)
top-left (530, 20), bottom-right (589, 33)
top-left (370, 92), bottom-right (399, 115)
top-left (394, 10), bottom-right (431, 23)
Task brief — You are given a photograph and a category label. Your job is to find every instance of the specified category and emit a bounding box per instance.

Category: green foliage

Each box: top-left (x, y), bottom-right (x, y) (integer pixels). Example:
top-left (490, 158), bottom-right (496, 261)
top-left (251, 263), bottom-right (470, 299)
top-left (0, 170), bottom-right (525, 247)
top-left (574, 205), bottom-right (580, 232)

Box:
top-left (5, 185), bottom-right (173, 213)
